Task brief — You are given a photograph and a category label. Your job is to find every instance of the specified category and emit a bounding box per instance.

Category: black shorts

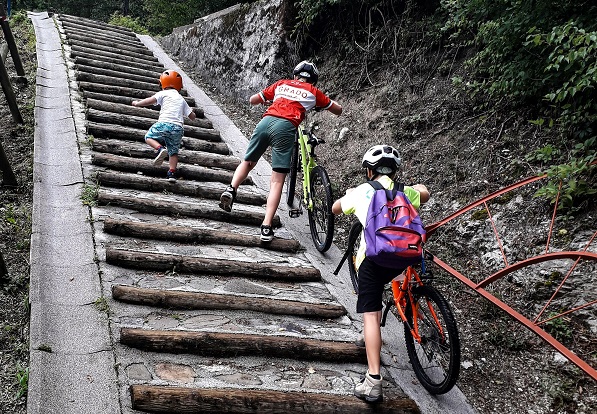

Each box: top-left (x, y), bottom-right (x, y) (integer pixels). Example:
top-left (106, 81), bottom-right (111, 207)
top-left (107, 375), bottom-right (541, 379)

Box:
top-left (356, 257), bottom-right (404, 313)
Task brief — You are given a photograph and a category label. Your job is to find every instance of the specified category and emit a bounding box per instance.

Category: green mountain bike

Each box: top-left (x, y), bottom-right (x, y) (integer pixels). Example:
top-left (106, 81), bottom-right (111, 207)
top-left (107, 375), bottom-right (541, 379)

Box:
top-left (285, 122), bottom-right (334, 252)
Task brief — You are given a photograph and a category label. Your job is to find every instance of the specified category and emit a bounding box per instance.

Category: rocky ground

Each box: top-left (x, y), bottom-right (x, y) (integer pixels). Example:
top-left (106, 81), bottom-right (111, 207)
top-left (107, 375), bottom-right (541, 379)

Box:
top-left (0, 13), bottom-right (595, 414)
top-left (183, 56), bottom-right (597, 414)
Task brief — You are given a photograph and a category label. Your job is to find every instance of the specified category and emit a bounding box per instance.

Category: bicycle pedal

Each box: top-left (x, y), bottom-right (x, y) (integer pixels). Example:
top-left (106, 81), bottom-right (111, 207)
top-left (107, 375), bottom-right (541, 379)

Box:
top-left (289, 209), bottom-right (302, 218)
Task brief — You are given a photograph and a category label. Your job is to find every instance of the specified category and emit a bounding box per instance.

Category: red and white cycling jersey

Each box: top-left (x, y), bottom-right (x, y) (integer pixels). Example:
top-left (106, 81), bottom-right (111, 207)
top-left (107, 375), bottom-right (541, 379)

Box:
top-left (258, 79), bottom-right (333, 127)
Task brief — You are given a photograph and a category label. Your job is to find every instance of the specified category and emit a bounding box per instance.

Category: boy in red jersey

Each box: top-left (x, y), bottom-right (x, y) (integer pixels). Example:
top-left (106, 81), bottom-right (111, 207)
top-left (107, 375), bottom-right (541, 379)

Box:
top-left (219, 61), bottom-right (342, 241)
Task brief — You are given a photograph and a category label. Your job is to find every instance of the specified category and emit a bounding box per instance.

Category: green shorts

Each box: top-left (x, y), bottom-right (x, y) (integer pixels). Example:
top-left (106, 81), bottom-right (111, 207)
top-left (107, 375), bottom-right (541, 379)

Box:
top-left (244, 116), bottom-right (297, 172)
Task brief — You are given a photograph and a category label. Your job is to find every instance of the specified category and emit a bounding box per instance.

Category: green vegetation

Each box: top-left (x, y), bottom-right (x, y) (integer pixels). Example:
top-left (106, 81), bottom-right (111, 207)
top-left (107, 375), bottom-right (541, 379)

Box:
top-left (80, 183), bottom-right (99, 207)
top-left (15, 364), bottom-right (29, 400)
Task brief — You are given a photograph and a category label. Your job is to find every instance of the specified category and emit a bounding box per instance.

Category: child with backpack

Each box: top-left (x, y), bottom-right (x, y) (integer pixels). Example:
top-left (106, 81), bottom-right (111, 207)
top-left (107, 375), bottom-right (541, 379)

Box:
top-left (331, 144), bottom-right (429, 403)
top-left (132, 70), bottom-right (197, 181)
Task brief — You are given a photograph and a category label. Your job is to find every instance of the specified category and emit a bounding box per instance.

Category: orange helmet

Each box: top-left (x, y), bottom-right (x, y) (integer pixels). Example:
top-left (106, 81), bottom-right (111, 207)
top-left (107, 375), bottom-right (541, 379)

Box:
top-left (159, 70), bottom-right (183, 91)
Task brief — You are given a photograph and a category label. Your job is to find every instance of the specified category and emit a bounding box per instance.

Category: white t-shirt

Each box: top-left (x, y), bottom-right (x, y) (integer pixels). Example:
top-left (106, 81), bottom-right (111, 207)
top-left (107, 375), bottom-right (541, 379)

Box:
top-left (154, 89), bottom-right (193, 127)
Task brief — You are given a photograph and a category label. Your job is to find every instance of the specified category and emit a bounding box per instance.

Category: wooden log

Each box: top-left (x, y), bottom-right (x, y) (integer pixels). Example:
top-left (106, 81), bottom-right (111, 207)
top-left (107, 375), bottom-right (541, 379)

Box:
top-left (95, 171), bottom-right (264, 206)
top-left (77, 72), bottom-right (163, 94)
top-left (120, 328), bottom-right (364, 362)
top-left (103, 218), bottom-right (296, 251)
top-left (66, 32), bottom-right (154, 56)
top-left (105, 248), bottom-right (313, 280)
top-left (68, 38), bottom-right (159, 63)
top-left (92, 139), bottom-right (235, 170)
top-left (78, 82), bottom-right (195, 106)
top-left (0, 48), bottom-right (22, 123)
top-left (130, 385), bottom-right (420, 414)
top-left (69, 44), bottom-right (163, 71)
top-left (75, 56), bottom-right (162, 79)
top-left (86, 109), bottom-right (217, 141)
top-left (76, 64), bottom-right (159, 85)
top-left (0, 20), bottom-right (25, 76)
top-left (70, 49), bottom-right (163, 73)
top-left (85, 99), bottom-right (212, 129)
top-left (62, 24), bottom-right (143, 49)
top-left (91, 153), bottom-right (245, 184)
top-left (83, 92), bottom-right (205, 119)
top-left (59, 14), bottom-right (138, 38)
top-left (0, 139), bottom-right (17, 186)
top-left (112, 285), bottom-right (343, 318)
top-left (97, 191), bottom-right (277, 227)
top-left (86, 123), bottom-right (226, 154)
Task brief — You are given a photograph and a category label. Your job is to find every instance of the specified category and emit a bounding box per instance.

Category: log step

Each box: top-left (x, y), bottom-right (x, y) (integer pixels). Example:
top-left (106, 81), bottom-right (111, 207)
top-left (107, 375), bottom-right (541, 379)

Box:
top-left (130, 385), bottom-right (421, 414)
top-left (97, 190), bottom-right (275, 227)
top-left (69, 43), bottom-right (161, 68)
top-left (92, 139), bottom-right (236, 170)
top-left (76, 57), bottom-right (162, 80)
top-left (86, 122), bottom-right (227, 154)
top-left (70, 48), bottom-right (163, 73)
top-left (87, 109), bottom-right (218, 140)
top-left (105, 248), bottom-right (317, 281)
top-left (103, 218), bottom-right (297, 251)
top-left (78, 82), bottom-right (194, 104)
top-left (78, 72), bottom-right (169, 95)
top-left (95, 171), bottom-right (265, 205)
top-left (62, 25), bottom-right (143, 49)
top-left (112, 285), bottom-right (344, 318)
top-left (59, 14), bottom-right (138, 38)
top-left (120, 328), bottom-right (365, 362)
top-left (66, 32), bottom-right (154, 56)
top-left (91, 153), bottom-right (243, 184)
top-left (85, 98), bottom-right (213, 129)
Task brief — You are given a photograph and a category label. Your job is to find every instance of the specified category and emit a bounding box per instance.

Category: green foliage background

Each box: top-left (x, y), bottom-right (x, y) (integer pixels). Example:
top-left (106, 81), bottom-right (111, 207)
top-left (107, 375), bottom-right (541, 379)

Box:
top-left (7, 0), bottom-right (596, 209)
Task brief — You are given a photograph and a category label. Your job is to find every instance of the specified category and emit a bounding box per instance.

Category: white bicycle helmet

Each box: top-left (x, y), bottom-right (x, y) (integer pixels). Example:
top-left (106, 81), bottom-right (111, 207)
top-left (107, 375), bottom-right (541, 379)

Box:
top-left (293, 60), bottom-right (319, 85)
top-left (362, 145), bottom-right (402, 175)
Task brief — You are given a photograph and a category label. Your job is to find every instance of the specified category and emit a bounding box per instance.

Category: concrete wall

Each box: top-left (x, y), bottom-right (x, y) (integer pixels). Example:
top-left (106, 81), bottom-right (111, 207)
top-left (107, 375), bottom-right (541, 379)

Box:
top-left (160, 0), bottom-right (297, 101)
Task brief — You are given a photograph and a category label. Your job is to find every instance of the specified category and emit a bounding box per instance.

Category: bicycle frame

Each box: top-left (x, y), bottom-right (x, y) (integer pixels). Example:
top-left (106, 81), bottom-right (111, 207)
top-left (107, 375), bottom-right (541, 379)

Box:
top-left (384, 266), bottom-right (445, 344)
top-left (295, 124), bottom-right (318, 211)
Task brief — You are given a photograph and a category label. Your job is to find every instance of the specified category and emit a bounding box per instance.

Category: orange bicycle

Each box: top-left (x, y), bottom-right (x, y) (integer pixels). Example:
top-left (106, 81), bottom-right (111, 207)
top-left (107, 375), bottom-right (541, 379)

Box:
top-left (339, 221), bottom-right (461, 395)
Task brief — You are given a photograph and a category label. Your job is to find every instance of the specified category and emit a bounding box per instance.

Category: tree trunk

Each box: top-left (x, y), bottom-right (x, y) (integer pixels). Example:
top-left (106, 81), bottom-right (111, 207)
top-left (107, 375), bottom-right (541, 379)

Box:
top-left (112, 285), bottom-right (344, 318)
top-left (103, 218), bottom-right (296, 251)
top-left (120, 329), bottom-right (365, 362)
top-left (130, 385), bottom-right (420, 414)
top-left (105, 247), bottom-right (313, 280)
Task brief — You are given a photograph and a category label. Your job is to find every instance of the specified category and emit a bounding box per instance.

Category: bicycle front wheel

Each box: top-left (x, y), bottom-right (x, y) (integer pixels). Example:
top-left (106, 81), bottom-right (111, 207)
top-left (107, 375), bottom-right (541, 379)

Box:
top-left (308, 165), bottom-right (334, 252)
top-left (404, 285), bottom-right (461, 395)
top-left (347, 221), bottom-right (363, 293)
top-left (285, 137), bottom-right (299, 206)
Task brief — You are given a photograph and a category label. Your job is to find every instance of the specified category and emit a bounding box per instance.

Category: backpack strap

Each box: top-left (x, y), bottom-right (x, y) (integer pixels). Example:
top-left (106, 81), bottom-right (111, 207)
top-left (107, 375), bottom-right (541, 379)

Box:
top-left (368, 180), bottom-right (405, 200)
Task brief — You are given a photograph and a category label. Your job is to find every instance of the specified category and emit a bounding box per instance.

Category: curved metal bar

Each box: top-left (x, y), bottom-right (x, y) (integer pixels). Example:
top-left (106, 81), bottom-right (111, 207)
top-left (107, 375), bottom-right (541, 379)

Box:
top-left (425, 174), bottom-right (546, 236)
top-left (430, 255), bottom-right (597, 381)
top-left (476, 251), bottom-right (597, 289)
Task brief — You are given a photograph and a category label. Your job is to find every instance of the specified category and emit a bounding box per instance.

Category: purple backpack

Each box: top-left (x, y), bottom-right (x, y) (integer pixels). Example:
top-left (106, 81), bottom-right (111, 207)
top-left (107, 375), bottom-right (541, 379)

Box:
top-left (364, 180), bottom-right (426, 268)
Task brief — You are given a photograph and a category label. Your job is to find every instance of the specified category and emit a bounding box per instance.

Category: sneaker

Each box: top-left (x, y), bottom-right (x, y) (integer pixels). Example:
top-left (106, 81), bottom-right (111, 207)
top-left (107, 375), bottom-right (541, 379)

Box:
top-left (260, 225), bottom-right (274, 242)
top-left (354, 371), bottom-right (383, 403)
top-left (219, 186), bottom-right (236, 212)
top-left (167, 169), bottom-right (178, 182)
top-left (153, 147), bottom-right (168, 166)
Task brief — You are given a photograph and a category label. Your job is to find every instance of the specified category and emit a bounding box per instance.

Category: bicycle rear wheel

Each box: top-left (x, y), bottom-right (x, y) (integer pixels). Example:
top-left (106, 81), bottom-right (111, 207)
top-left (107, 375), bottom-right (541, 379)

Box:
top-left (404, 285), bottom-right (460, 395)
top-left (285, 137), bottom-right (299, 206)
top-left (308, 165), bottom-right (334, 252)
top-left (347, 221), bottom-right (363, 293)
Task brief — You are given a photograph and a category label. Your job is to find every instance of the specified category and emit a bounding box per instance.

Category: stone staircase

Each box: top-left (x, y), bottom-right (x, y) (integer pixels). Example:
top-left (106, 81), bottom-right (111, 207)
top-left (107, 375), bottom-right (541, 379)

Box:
top-left (51, 13), bottom-right (420, 414)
